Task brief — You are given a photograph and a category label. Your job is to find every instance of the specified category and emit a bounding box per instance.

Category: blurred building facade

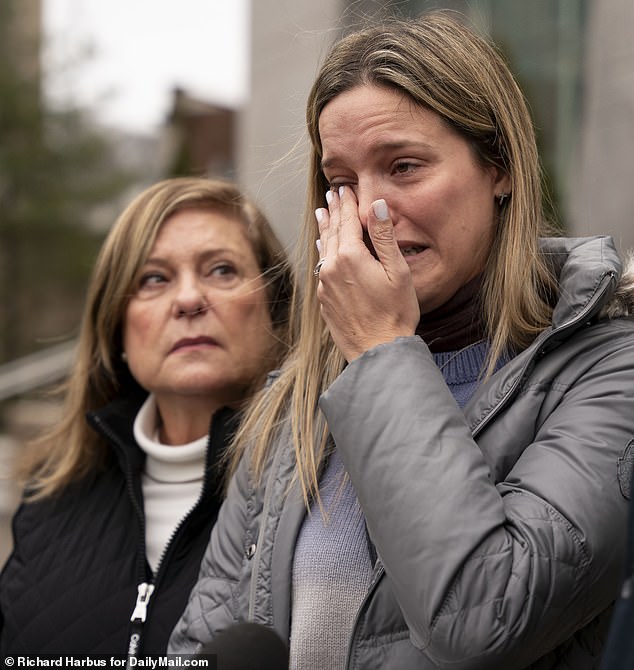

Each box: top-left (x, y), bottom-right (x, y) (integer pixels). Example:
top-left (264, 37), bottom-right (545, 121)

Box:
top-left (165, 88), bottom-right (237, 178)
top-left (568, 0), bottom-right (634, 255)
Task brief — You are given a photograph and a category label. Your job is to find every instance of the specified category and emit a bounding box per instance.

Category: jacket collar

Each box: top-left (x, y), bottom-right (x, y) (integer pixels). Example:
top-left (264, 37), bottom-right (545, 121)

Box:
top-left (540, 236), bottom-right (623, 327)
top-left (86, 386), bottom-right (239, 485)
top-left (87, 385), bottom-right (148, 473)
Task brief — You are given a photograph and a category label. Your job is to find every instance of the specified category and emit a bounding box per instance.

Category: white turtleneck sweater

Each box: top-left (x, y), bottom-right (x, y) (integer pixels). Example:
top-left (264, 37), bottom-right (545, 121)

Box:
top-left (133, 394), bottom-right (207, 573)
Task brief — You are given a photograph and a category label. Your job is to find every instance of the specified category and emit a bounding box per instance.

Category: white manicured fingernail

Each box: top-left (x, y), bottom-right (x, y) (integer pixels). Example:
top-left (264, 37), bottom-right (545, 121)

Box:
top-left (316, 239), bottom-right (322, 255)
top-left (338, 186), bottom-right (345, 198)
top-left (315, 208), bottom-right (325, 224)
top-left (372, 199), bottom-right (389, 220)
top-left (325, 190), bottom-right (333, 205)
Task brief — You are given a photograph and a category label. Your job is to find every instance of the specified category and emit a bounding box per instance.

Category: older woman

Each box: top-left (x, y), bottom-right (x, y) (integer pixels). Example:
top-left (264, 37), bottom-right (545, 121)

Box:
top-left (0, 177), bottom-right (293, 656)
top-left (170, 13), bottom-right (634, 669)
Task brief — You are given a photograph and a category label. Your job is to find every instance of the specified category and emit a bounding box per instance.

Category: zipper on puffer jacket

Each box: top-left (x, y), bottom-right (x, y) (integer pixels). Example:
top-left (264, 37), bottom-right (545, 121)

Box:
top-left (90, 415), bottom-right (152, 662)
top-left (125, 494), bottom-right (203, 664)
top-left (127, 582), bottom-right (154, 662)
top-left (90, 414), bottom-right (215, 661)
top-left (345, 560), bottom-right (385, 669)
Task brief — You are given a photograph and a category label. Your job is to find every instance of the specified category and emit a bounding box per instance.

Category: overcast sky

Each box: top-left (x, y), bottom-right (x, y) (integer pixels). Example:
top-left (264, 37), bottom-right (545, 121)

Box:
top-left (43, 0), bottom-right (250, 134)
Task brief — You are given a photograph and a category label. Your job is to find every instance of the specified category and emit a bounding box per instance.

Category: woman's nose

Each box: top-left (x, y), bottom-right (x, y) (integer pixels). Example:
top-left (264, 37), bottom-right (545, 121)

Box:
top-left (172, 275), bottom-right (208, 318)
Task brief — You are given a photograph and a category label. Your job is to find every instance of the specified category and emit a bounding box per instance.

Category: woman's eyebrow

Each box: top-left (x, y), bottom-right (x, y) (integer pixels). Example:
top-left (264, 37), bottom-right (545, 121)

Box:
top-left (321, 140), bottom-right (434, 170)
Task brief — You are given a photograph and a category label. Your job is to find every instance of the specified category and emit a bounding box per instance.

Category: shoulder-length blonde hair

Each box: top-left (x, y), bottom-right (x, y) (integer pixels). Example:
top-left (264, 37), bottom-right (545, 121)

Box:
top-left (232, 11), bottom-right (557, 505)
top-left (21, 177), bottom-right (293, 499)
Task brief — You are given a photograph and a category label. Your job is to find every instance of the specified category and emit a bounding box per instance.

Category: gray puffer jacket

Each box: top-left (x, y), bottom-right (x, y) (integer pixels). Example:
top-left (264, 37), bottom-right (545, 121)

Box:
top-left (170, 236), bottom-right (634, 669)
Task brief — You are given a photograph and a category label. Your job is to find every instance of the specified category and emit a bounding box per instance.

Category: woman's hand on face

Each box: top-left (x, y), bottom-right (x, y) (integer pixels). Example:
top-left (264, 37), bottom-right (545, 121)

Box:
top-left (315, 186), bottom-right (420, 362)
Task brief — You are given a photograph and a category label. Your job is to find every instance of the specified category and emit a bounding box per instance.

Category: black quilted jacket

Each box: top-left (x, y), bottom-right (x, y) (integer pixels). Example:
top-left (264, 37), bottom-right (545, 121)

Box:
top-left (0, 390), bottom-right (235, 655)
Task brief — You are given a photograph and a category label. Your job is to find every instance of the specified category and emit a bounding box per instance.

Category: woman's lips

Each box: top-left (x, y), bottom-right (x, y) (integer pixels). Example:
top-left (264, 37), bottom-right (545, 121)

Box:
top-left (400, 245), bottom-right (427, 257)
top-left (170, 336), bottom-right (218, 353)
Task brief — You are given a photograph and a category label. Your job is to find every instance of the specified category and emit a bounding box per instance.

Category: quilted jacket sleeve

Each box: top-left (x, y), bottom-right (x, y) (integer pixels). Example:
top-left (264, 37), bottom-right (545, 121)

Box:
top-left (168, 451), bottom-right (253, 653)
top-left (320, 329), bottom-right (634, 669)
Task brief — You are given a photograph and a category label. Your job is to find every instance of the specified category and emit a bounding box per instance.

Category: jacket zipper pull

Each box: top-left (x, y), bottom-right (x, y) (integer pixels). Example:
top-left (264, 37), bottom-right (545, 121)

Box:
top-left (127, 582), bottom-right (155, 665)
top-left (131, 582), bottom-right (155, 623)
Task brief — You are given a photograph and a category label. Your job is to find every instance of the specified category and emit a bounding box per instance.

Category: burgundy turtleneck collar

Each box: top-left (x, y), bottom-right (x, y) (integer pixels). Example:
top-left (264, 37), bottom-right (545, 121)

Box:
top-left (415, 274), bottom-right (485, 353)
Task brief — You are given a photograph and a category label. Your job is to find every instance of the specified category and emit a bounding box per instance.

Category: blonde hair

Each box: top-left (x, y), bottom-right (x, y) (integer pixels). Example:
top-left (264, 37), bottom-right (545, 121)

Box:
top-left (21, 177), bottom-right (293, 499)
top-left (232, 11), bottom-right (557, 505)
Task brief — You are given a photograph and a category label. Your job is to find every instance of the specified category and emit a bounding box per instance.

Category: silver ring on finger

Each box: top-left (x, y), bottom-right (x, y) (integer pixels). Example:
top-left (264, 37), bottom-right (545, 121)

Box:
top-left (313, 258), bottom-right (326, 277)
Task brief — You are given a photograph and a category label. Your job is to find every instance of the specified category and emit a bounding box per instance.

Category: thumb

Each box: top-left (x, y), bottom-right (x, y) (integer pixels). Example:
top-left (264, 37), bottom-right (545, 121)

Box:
top-left (367, 199), bottom-right (405, 275)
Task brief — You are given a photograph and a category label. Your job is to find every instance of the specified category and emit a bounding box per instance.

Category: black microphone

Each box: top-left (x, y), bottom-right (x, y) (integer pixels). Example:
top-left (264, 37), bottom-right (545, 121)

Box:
top-left (198, 622), bottom-right (289, 670)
